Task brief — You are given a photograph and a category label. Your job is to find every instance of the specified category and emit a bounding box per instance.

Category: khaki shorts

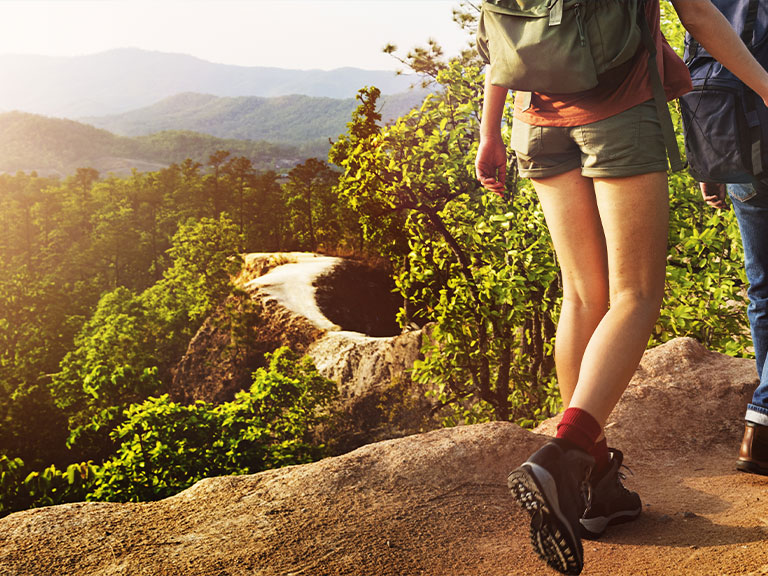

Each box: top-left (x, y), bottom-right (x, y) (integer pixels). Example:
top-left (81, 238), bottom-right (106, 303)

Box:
top-left (510, 100), bottom-right (669, 179)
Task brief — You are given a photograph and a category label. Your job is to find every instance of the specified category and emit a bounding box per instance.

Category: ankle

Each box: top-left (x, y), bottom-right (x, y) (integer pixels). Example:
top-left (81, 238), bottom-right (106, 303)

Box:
top-left (556, 407), bottom-right (602, 453)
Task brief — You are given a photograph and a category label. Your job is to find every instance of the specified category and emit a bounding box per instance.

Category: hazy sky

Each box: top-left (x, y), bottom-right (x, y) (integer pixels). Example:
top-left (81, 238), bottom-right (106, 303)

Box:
top-left (0, 0), bottom-right (471, 71)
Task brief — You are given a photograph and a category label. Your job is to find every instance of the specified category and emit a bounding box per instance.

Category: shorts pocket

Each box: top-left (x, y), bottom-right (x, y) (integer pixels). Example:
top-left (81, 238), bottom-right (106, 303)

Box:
top-left (510, 119), bottom-right (542, 158)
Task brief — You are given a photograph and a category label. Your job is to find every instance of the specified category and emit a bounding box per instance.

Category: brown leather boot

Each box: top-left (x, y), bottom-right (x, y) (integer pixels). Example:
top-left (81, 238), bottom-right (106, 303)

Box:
top-left (737, 422), bottom-right (768, 476)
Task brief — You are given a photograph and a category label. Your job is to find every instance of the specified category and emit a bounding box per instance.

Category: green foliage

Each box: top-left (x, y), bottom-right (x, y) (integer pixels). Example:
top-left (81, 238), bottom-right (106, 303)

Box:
top-left (0, 455), bottom-right (96, 515)
top-left (88, 347), bottom-right (336, 502)
top-left (0, 135), bottom-right (360, 474)
top-left (657, 171), bottom-right (749, 355)
top-left (51, 214), bottom-right (244, 440)
top-left (410, 185), bottom-right (562, 427)
top-left (51, 288), bottom-right (158, 414)
top-left (660, 1), bottom-right (686, 56)
top-left (282, 158), bottom-right (349, 251)
top-left (146, 214), bottom-right (244, 326)
top-left (0, 348), bottom-right (335, 514)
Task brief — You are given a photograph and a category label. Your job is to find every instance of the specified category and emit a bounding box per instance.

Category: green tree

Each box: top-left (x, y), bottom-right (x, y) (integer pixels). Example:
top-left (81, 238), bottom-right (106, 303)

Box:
top-left (283, 158), bottom-right (340, 251)
top-left (249, 170), bottom-right (287, 251)
top-left (49, 287), bottom-right (160, 428)
top-left (331, 63), bottom-right (560, 424)
top-left (205, 150), bottom-right (231, 217)
top-left (224, 155), bottom-right (256, 249)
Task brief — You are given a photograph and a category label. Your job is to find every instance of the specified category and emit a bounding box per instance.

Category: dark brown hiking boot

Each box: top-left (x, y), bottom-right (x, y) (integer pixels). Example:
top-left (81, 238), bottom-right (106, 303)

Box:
top-left (508, 440), bottom-right (594, 575)
top-left (579, 449), bottom-right (641, 538)
top-left (737, 422), bottom-right (768, 476)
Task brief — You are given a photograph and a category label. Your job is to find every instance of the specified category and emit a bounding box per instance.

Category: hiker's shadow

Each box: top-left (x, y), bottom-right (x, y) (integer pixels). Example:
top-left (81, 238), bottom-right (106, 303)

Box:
top-left (597, 509), bottom-right (766, 548)
top-left (597, 469), bottom-right (768, 548)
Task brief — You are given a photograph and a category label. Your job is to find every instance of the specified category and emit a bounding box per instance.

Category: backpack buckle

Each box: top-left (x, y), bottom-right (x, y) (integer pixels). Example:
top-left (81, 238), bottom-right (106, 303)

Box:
top-left (549, 0), bottom-right (563, 26)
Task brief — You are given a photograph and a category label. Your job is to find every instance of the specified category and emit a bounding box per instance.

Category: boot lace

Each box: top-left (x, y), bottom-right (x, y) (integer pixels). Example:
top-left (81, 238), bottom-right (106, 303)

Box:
top-left (615, 463), bottom-right (634, 494)
top-left (580, 468), bottom-right (593, 513)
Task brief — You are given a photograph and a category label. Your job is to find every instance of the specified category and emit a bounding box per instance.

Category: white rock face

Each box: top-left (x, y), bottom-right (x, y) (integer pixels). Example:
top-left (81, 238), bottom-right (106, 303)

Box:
top-left (243, 253), bottom-right (343, 331)
top-left (308, 330), bottom-right (422, 400)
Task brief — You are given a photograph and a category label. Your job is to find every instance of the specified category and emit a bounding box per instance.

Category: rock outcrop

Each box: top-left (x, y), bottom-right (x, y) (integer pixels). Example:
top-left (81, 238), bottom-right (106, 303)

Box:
top-left (2, 337), bottom-right (767, 576)
top-left (166, 252), bottom-right (436, 450)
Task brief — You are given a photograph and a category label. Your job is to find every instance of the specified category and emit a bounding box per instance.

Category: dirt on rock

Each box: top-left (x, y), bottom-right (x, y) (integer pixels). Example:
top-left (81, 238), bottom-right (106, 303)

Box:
top-left (2, 337), bottom-right (768, 575)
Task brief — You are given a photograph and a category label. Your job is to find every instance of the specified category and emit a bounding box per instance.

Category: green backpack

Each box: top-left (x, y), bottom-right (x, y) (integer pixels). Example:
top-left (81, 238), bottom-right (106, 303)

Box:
top-left (477, 0), bottom-right (683, 171)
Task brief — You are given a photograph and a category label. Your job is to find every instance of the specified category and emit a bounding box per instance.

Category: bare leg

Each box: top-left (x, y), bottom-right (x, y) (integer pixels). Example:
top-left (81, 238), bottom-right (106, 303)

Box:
top-left (533, 170), bottom-right (669, 426)
top-left (567, 172), bottom-right (668, 425)
top-left (532, 169), bottom-right (609, 408)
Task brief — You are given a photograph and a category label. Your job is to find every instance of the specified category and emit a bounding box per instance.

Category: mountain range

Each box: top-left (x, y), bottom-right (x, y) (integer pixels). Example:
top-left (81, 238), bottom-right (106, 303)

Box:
top-left (0, 111), bottom-right (311, 177)
top-left (0, 48), bottom-right (430, 176)
top-left (0, 48), bottom-right (418, 118)
top-left (80, 90), bottom-right (427, 144)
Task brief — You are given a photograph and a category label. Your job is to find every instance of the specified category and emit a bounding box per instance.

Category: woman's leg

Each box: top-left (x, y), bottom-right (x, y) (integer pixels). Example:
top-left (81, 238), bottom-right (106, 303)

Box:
top-left (531, 169), bottom-right (610, 408)
top-left (567, 171), bottom-right (669, 426)
top-left (533, 169), bottom-right (668, 425)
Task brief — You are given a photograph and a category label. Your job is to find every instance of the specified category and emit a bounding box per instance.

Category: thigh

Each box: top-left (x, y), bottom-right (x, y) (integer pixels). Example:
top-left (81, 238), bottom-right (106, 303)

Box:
top-left (531, 169), bottom-right (609, 304)
top-left (592, 171), bottom-right (669, 300)
top-left (729, 184), bottom-right (768, 295)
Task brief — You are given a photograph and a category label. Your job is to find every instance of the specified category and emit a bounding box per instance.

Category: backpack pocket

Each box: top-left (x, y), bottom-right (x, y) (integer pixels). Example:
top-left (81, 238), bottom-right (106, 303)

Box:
top-left (583, 0), bottom-right (642, 76)
top-left (680, 85), bottom-right (754, 183)
top-left (477, 0), bottom-right (641, 94)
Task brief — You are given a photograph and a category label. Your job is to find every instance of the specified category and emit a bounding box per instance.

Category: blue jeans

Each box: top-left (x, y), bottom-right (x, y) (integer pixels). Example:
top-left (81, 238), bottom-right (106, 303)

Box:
top-left (728, 182), bottom-right (768, 424)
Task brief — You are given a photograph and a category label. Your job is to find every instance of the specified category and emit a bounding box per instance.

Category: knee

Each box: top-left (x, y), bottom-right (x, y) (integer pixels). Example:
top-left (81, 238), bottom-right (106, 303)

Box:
top-left (562, 288), bottom-right (609, 319)
top-left (609, 286), bottom-right (665, 318)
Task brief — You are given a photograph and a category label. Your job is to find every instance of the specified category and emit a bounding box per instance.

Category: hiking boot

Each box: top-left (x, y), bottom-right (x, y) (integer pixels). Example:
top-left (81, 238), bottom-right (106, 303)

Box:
top-left (737, 421), bottom-right (768, 476)
top-left (579, 448), bottom-right (641, 538)
top-left (507, 440), bottom-right (594, 575)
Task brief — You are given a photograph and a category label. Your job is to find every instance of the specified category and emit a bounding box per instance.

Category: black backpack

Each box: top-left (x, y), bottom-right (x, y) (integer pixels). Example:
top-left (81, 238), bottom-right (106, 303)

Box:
top-left (680, 0), bottom-right (768, 183)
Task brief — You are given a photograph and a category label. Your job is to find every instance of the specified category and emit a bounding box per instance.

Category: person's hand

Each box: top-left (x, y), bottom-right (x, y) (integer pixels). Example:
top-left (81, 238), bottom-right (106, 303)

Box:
top-left (475, 135), bottom-right (507, 196)
top-left (699, 182), bottom-right (728, 210)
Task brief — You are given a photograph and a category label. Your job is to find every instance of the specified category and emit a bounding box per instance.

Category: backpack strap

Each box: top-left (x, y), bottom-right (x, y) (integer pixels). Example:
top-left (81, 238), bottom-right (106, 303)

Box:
top-left (638, 6), bottom-right (684, 172)
top-left (742, 0), bottom-right (764, 176)
top-left (743, 0), bottom-right (759, 47)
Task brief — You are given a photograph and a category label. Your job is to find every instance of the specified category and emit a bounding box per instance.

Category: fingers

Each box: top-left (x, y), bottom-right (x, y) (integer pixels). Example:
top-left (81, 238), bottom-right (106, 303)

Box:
top-left (703, 196), bottom-right (728, 210)
top-left (478, 175), bottom-right (505, 194)
top-left (699, 182), bottom-right (726, 197)
top-left (699, 182), bottom-right (728, 210)
top-left (476, 164), bottom-right (506, 194)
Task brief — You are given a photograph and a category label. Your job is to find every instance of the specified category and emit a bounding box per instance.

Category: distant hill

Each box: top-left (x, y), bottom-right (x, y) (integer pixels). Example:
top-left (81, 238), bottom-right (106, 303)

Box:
top-left (0, 112), bottom-right (318, 177)
top-left (0, 48), bottom-right (419, 118)
top-left (81, 91), bottom-right (428, 144)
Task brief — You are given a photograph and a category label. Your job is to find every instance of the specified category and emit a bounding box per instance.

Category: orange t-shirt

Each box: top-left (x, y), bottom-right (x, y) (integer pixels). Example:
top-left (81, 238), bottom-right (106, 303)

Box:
top-left (513, 0), bottom-right (693, 126)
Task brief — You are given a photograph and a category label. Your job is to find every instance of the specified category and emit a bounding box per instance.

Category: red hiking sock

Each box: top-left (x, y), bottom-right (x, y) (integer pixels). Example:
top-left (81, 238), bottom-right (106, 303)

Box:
top-left (589, 437), bottom-right (611, 478)
top-left (555, 407), bottom-right (602, 453)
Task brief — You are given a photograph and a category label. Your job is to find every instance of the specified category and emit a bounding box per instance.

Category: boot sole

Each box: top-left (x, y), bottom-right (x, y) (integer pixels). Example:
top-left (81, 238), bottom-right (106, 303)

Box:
top-left (737, 458), bottom-right (768, 476)
top-left (580, 507), bottom-right (641, 539)
top-left (508, 464), bottom-right (584, 575)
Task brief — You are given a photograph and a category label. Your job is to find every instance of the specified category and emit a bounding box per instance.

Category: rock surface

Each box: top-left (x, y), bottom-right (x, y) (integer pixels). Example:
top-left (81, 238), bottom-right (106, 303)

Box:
top-left (2, 337), bottom-right (768, 576)
top-left (167, 253), bottom-right (435, 450)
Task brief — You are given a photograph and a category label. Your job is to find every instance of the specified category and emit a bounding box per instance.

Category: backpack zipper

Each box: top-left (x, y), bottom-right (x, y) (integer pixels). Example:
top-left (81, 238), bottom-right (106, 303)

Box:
top-left (574, 3), bottom-right (586, 47)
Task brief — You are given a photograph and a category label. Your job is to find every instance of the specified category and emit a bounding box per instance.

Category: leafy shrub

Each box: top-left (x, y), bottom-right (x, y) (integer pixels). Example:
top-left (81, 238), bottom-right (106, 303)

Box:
top-left (88, 347), bottom-right (337, 502)
top-left (656, 167), bottom-right (749, 354)
top-left (0, 348), bottom-right (336, 514)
